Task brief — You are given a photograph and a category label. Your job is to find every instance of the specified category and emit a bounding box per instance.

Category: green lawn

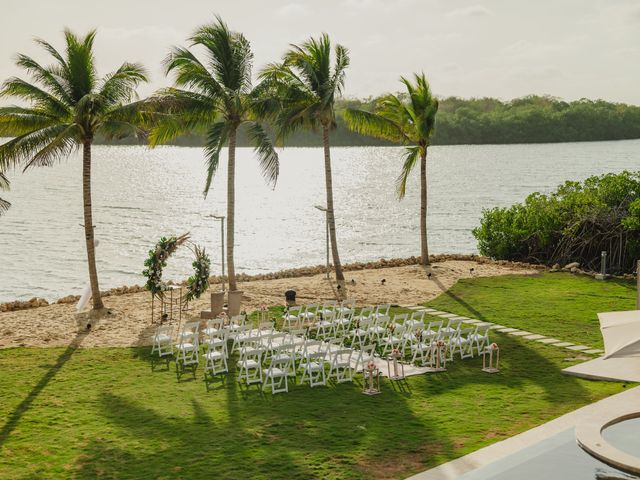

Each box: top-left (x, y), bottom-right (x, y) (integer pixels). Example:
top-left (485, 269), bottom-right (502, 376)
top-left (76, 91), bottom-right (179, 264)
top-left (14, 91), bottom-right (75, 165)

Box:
top-left (427, 272), bottom-right (637, 348)
top-left (0, 273), bottom-right (635, 479)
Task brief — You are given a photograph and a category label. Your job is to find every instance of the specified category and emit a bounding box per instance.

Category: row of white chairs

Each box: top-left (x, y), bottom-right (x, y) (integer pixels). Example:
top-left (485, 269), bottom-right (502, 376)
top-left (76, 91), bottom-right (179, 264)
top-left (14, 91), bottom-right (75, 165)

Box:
top-left (151, 318), bottom-right (377, 394)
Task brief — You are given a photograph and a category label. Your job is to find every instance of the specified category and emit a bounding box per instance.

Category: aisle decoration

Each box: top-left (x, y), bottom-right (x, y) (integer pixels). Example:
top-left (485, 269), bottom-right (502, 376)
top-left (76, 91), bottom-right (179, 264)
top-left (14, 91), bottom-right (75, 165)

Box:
top-left (363, 360), bottom-right (381, 395)
top-left (482, 342), bottom-right (500, 374)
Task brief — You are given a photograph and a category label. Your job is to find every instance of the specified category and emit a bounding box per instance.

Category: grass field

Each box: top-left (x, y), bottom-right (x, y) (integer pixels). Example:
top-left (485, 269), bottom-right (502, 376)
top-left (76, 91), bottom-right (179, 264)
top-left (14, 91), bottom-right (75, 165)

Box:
top-left (0, 273), bottom-right (635, 479)
top-left (427, 272), bottom-right (637, 348)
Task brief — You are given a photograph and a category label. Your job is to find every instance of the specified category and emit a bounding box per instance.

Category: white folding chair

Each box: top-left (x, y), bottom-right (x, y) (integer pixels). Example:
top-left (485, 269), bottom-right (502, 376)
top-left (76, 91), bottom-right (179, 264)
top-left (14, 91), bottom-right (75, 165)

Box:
top-left (319, 300), bottom-right (338, 318)
top-left (353, 307), bottom-right (373, 324)
top-left (151, 325), bottom-right (173, 358)
top-left (315, 312), bottom-right (335, 339)
top-left (299, 304), bottom-right (319, 324)
top-left (451, 327), bottom-right (474, 359)
top-left (381, 324), bottom-right (405, 356)
top-left (354, 344), bottom-right (377, 373)
top-left (406, 311), bottom-right (426, 329)
top-left (202, 321), bottom-right (229, 358)
top-left (470, 323), bottom-right (491, 356)
top-left (331, 311), bottom-right (352, 337)
top-left (202, 318), bottom-right (224, 339)
top-left (328, 348), bottom-right (354, 383)
top-left (175, 326), bottom-right (199, 370)
top-left (373, 304), bottom-right (391, 320)
top-left (337, 299), bottom-right (355, 316)
top-left (411, 331), bottom-right (438, 366)
top-left (237, 347), bottom-right (263, 385)
top-left (204, 328), bottom-right (228, 376)
top-left (177, 320), bottom-right (200, 342)
top-left (349, 317), bottom-right (373, 348)
top-left (263, 345), bottom-right (292, 394)
top-left (300, 351), bottom-right (327, 387)
top-left (425, 319), bottom-right (443, 336)
top-left (368, 314), bottom-right (391, 342)
top-left (441, 318), bottom-right (463, 335)
top-left (282, 306), bottom-right (302, 329)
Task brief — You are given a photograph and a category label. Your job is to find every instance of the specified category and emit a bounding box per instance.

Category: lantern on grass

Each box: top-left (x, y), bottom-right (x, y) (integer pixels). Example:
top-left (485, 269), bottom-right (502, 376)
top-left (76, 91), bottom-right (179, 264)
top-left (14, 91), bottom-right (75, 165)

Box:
top-left (387, 348), bottom-right (405, 380)
top-left (258, 304), bottom-right (269, 323)
top-left (482, 343), bottom-right (500, 373)
top-left (363, 360), bottom-right (381, 395)
top-left (426, 340), bottom-right (447, 373)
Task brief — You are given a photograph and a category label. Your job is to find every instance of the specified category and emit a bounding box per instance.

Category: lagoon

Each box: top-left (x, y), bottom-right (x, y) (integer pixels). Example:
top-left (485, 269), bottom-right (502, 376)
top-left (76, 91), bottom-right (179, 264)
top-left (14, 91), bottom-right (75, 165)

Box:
top-left (1, 139), bottom-right (639, 302)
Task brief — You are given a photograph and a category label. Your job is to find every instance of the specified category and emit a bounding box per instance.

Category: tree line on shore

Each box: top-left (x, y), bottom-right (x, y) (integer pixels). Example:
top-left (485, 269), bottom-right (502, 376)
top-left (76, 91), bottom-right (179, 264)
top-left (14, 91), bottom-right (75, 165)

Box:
top-left (101, 95), bottom-right (640, 147)
top-left (0, 17), bottom-right (438, 312)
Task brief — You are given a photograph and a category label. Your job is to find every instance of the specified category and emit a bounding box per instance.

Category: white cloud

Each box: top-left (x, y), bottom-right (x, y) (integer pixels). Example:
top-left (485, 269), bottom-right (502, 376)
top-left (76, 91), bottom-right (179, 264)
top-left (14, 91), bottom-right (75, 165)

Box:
top-left (446, 5), bottom-right (492, 17)
top-left (275, 3), bottom-right (310, 17)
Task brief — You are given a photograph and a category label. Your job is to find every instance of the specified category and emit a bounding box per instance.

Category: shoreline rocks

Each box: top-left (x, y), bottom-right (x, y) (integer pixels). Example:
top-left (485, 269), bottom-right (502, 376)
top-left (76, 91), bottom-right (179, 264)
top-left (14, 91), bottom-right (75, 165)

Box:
top-left (0, 254), bottom-right (546, 313)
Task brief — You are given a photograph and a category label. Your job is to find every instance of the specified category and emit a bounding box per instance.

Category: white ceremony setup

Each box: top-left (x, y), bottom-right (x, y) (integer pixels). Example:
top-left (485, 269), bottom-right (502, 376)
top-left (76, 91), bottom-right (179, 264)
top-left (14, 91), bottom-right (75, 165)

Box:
top-left (151, 298), bottom-right (497, 395)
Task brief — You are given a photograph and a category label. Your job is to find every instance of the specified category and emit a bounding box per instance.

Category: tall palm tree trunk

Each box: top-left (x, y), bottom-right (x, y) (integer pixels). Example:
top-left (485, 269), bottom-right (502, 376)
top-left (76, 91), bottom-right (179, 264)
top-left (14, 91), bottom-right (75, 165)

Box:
top-left (82, 140), bottom-right (104, 310)
top-left (226, 127), bottom-right (237, 291)
top-left (322, 126), bottom-right (344, 283)
top-left (420, 149), bottom-right (430, 265)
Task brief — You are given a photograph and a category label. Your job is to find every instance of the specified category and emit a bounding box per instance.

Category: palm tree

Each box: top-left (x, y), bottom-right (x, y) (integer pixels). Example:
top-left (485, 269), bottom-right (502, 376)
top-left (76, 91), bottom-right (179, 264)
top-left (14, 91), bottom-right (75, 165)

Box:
top-left (0, 29), bottom-right (148, 310)
top-left (344, 73), bottom-right (438, 265)
top-left (149, 16), bottom-right (279, 292)
top-left (0, 172), bottom-right (10, 215)
top-left (259, 34), bottom-right (349, 284)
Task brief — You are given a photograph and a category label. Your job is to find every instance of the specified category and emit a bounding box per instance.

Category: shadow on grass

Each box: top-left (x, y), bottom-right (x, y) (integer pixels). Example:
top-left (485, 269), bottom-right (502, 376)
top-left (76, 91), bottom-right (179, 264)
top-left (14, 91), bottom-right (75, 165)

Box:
top-left (430, 274), bottom-right (488, 321)
top-left (425, 272), bottom-right (592, 404)
top-left (0, 331), bottom-right (87, 447)
top-left (72, 348), bottom-right (464, 480)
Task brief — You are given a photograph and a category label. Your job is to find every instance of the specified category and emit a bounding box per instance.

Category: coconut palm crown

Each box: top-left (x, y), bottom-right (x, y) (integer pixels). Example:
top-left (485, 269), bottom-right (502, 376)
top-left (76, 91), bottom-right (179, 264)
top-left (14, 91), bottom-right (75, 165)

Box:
top-left (259, 33), bottom-right (349, 283)
top-left (149, 16), bottom-right (279, 292)
top-left (343, 73), bottom-right (439, 265)
top-left (0, 29), bottom-right (148, 309)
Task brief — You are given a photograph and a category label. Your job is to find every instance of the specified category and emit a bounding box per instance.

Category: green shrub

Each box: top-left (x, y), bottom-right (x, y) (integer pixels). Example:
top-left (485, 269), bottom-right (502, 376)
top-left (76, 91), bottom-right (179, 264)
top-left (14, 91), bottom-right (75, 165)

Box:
top-left (473, 171), bottom-right (640, 272)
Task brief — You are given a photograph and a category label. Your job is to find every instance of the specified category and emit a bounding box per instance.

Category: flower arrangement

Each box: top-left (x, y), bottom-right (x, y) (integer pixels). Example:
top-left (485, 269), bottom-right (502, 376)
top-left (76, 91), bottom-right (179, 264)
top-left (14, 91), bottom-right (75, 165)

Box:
top-left (142, 234), bottom-right (188, 297)
top-left (366, 360), bottom-right (376, 371)
top-left (490, 342), bottom-right (499, 350)
top-left (185, 245), bottom-right (210, 302)
top-left (142, 233), bottom-right (210, 302)
top-left (391, 348), bottom-right (401, 358)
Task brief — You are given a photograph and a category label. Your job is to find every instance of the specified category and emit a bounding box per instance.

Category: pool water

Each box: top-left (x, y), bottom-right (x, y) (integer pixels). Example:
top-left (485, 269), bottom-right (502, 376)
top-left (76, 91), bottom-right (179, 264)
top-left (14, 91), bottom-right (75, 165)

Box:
top-left (459, 421), bottom-right (640, 480)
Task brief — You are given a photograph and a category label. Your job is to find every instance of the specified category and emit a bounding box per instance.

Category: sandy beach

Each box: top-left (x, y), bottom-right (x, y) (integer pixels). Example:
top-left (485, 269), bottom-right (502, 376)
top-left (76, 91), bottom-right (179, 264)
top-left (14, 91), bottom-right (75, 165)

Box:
top-left (0, 260), bottom-right (538, 349)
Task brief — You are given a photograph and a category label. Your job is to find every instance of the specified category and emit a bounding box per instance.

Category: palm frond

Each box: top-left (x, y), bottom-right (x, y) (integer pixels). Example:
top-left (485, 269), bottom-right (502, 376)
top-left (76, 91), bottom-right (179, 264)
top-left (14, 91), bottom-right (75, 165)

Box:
top-left (395, 146), bottom-right (421, 199)
top-left (0, 77), bottom-right (71, 117)
top-left (147, 88), bottom-right (218, 145)
top-left (99, 62), bottom-right (148, 104)
top-left (191, 16), bottom-right (253, 93)
top-left (0, 106), bottom-right (59, 136)
top-left (203, 121), bottom-right (228, 197)
top-left (63, 28), bottom-right (97, 102)
top-left (15, 54), bottom-right (73, 106)
top-left (0, 171), bottom-right (10, 214)
top-left (22, 124), bottom-right (79, 170)
top-left (246, 122), bottom-right (279, 187)
top-left (343, 108), bottom-right (407, 143)
top-left (164, 46), bottom-right (227, 101)
top-left (0, 124), bottom-right (78, 172)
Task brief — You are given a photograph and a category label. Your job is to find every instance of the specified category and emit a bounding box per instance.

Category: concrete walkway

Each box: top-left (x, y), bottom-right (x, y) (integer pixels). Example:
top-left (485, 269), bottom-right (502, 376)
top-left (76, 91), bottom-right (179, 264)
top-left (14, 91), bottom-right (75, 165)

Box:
top-left (406, 386), bottom-right (640, 479)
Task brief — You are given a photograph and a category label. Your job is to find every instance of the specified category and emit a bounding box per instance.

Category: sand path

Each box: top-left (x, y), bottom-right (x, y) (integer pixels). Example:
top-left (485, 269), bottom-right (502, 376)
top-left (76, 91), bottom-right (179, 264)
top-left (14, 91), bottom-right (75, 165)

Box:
top-left (0, 260), bottom-right (538, 348)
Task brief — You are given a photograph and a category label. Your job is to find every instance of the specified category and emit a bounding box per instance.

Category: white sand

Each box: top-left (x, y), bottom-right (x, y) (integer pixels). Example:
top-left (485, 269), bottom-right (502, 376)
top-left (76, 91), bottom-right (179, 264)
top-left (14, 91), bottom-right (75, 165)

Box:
top-left (0, 260), bottom-right (538, 348)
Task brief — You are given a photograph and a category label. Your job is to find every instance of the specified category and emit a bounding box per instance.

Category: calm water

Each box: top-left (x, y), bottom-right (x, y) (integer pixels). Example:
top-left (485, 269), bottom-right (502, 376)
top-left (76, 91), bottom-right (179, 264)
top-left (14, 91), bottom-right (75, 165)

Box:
top-left (1, 140), bottom-right (639, 302)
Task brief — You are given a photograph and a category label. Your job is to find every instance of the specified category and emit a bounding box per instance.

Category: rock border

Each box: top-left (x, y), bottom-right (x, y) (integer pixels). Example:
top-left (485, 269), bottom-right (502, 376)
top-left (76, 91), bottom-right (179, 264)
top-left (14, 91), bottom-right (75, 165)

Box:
top-left (1, 254), bottom-right (544, 313)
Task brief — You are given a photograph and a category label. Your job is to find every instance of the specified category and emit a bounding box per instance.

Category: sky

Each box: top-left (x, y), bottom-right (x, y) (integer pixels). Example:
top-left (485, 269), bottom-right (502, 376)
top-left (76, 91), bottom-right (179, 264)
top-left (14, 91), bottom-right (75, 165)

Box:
top-left (1, 0), bottom-right (639, 103)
